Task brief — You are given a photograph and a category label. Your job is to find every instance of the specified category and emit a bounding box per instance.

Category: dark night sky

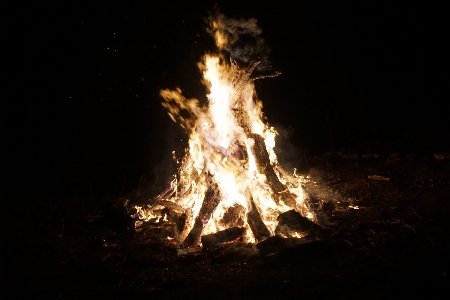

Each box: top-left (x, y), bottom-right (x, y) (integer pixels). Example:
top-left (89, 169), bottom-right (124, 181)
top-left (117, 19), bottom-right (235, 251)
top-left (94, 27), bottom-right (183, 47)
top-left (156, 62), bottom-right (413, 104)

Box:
top-left (3, 1), bottom-right (447, 197)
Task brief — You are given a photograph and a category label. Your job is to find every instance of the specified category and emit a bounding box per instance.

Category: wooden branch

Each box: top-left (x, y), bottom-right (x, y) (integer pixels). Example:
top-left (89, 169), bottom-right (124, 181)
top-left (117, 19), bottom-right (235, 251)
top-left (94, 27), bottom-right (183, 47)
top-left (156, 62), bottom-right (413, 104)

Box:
top-left (251, 71), bottom-right (281, 81)
top-left (230, 59), bottom-right (261, 104)
top-left (229, 59), bottom-right (281, 136)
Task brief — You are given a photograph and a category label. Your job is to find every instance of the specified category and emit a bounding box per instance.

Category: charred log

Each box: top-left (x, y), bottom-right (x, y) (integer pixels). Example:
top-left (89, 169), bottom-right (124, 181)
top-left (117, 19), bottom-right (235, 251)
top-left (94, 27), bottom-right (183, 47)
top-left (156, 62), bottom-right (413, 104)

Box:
top-left (181, 181), bottom-right (221, 248)
top-left (275, 210), bottom-right (328, 240)
top-left (179, 168), bottom-right (205, 198)
top-left (156, 186), bottom-right (175, 201)
top-left (159, 207), bottom-right (186, 234)
top-left (232, 104), bottom-right (252, 136)
top-left (220, 204), bottom-right (245, 228)
top-left (228, 140), bottom-right (248, 161)
top-left (201, 227), bottom-right (246, 250)
top-left (246, 192), bottom-right (271, 242)
top-left (157, 200), bottom-right (184, 213)
top-left (229, 58), bottom-right (280, 106)
top-left (230, 59), bottom-right (261, 105)
top-left (248, 133), bottom-right (297, 209)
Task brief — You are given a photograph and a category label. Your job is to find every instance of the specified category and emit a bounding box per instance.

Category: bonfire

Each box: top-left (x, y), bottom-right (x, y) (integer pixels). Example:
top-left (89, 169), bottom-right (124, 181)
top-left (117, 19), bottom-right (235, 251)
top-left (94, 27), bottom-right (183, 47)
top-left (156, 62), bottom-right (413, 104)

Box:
top-left (134, 14), bottom-right (320, 248)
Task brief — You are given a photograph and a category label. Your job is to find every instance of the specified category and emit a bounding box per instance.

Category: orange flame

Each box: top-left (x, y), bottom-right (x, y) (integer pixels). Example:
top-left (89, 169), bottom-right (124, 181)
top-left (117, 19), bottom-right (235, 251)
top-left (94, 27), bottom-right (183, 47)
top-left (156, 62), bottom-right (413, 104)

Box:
top-left (137, 16), bottom-right (312, 244)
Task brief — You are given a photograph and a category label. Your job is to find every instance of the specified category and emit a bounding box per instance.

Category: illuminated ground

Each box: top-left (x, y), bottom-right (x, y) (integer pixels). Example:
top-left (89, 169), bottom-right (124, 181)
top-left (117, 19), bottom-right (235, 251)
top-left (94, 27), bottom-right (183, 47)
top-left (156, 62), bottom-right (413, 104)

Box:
top-left (5, 154), bottom-right (448, 298)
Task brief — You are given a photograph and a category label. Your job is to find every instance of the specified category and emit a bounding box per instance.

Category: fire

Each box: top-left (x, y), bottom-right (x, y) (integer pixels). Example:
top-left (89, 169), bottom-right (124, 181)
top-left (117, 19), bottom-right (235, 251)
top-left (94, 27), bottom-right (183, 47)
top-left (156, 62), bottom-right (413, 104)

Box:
top-left (135, 15), bottom-right (313, 246)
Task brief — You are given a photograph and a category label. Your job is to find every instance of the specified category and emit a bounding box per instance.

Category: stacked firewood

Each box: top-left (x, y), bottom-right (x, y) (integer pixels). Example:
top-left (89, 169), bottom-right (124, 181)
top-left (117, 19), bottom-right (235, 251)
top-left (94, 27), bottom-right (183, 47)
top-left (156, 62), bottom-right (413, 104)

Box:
top-left (141, 59), bottom-right (324, 249)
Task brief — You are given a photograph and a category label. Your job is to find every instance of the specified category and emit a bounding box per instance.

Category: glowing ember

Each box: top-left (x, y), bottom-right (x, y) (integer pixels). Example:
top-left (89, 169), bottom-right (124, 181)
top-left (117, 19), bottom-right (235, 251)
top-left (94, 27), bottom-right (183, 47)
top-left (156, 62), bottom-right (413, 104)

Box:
top-left (135, 14), bottom-right (314, 246)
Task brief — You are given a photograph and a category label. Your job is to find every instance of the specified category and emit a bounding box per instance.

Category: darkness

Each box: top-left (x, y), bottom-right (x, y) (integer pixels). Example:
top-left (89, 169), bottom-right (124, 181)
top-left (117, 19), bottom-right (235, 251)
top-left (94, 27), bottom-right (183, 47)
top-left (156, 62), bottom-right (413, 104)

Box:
top-left (3, 1), bottom-right (447, 199)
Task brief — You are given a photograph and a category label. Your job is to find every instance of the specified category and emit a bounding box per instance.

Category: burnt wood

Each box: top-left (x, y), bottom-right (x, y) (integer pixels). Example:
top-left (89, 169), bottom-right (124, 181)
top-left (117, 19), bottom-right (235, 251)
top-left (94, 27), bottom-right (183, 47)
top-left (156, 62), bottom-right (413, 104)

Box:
top-left (220, 204), bottom-right (245, 228)
top-left (157, 200), bottom-right (184, 213)
top-left (275, 210), bottom-right (328, 240)
top-left (248, 133), bottom-right (297, 209)
top-left (232, 104), bottom-right (252, 136)
top-left (201, 227), bottom-right (246, 249)
top-left (246, 192), bottom-right (272, 242)
top-left (181, 181), bottom-right (221, 247)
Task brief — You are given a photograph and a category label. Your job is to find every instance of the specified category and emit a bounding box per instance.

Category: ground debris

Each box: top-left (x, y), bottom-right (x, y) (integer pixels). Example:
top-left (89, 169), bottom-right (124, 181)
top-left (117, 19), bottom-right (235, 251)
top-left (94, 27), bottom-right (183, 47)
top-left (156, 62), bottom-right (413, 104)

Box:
top-left (11, 150), bottom-right (449, 298)
top-left (368, 175), bottom-right (390, 181)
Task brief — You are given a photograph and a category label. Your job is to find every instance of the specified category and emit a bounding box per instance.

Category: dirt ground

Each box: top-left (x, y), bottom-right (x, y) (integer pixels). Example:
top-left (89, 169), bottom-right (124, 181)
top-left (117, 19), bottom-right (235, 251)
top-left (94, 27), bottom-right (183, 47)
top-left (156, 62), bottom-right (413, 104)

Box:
top-left (4, 153), bottom-right (449, 299)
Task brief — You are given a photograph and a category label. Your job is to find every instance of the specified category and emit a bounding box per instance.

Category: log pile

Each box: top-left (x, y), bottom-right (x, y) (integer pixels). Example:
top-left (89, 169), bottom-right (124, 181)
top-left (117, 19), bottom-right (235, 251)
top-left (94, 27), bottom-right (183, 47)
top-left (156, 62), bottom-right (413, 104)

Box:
top-left (180, 59), bottom-right (300, 247)
top-left (134, 58), bottom-right (326, 251)
top-left (248, 133), bottom-right (298, 209)
top-left (201, 227), bottom-right (246, 250)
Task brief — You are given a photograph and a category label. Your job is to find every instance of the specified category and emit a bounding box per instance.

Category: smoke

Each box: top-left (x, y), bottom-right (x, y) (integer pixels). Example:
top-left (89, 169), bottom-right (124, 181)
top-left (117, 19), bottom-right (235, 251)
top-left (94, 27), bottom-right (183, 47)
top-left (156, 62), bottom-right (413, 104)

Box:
top-left (206, 13), bottom-right (272, 71)
top-left (274, 124), bottom-right (310, 172)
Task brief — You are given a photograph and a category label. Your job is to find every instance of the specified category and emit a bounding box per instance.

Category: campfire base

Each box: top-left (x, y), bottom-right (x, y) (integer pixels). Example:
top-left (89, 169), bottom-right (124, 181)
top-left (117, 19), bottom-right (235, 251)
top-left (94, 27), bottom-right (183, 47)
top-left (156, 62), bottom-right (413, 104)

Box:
top-left (201, 227), bottom-right (247, 250)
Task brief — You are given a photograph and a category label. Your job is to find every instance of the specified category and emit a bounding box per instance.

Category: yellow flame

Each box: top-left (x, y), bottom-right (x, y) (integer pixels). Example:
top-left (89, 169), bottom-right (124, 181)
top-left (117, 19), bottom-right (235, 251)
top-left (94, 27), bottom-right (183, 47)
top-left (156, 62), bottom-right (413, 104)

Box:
top-left (137, 17), bottom-right (312, 244)
top-left (215, 31), bottom-right (228, 49)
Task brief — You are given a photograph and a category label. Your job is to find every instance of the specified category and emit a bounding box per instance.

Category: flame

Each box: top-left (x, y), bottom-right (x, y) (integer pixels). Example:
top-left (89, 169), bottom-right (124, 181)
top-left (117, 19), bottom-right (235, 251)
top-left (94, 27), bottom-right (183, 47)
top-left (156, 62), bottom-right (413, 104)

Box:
top-left (137, 16), bottom-right (312, 244)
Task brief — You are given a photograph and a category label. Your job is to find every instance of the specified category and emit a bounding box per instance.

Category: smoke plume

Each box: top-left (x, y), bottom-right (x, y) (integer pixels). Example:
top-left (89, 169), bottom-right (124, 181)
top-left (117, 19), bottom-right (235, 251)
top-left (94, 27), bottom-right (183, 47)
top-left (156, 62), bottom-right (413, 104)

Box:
top-left (207, 13), bottom-right (272, 71)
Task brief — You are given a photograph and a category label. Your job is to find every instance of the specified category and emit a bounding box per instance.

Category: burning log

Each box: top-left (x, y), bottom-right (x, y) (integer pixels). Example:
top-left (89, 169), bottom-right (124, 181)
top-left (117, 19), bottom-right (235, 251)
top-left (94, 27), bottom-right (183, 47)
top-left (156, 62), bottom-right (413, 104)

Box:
top-left (156, 186), bottom-right (175, 201)
top-left (275, 210), bottom-right (328, 240)
top-left (181, 180), bottom-right (221, 248)
top-left (135, 16), bottom-right (314, 248)
top-left (201, 227), bottom-right (246, 250)
top-left (144, 186), bottom-right (176, 211)
top-left (248, 133), bottom-right (297, 209)
top-left (230, 59), bottom-right (280, 136)
top-left (230, 58), bottom-right (281, 105)
top-left (230, 59), bottom-right (261, 105)
top-left (157, 200), bottom-right (184, 213)
top-left (275, 166), bottom-right (300, 188)
top-left (159, 206), bottom-right (187, 235)
top-left (246, 191), bottom-right (272, 242)
top-left (220, 204), bottom-right (245, 228)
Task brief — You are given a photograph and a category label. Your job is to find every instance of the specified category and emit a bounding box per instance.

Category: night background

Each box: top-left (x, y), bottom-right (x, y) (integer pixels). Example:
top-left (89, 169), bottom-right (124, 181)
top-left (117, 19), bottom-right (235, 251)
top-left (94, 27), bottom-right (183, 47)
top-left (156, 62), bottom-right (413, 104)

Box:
top-left (4, 1), bottom-right (446, 199)
top-left (2, 1), bottom-right (449, 297)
